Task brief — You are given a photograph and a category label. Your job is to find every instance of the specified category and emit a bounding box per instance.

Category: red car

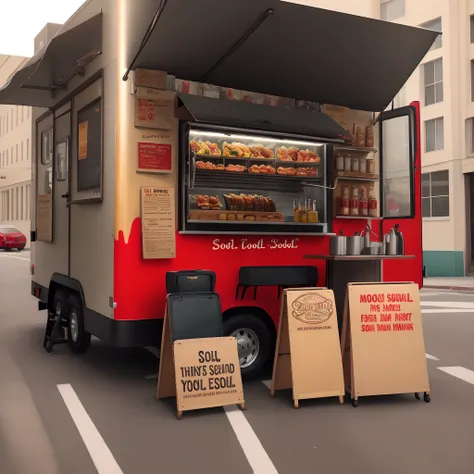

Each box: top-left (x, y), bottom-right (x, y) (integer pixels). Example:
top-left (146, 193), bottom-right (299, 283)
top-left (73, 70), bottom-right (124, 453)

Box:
top-left (0, 227), bottom-right (27, 251)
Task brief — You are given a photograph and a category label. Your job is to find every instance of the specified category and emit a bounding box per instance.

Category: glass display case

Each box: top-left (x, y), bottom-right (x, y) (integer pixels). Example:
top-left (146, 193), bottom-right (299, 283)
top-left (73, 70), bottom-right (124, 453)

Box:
top-left (180, 125), bottom-right (329, 233)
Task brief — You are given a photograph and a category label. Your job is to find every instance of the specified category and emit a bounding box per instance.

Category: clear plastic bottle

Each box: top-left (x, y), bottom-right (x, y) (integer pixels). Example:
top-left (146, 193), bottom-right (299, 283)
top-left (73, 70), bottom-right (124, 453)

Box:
top-left (350, 185), bottom-right (359, 216)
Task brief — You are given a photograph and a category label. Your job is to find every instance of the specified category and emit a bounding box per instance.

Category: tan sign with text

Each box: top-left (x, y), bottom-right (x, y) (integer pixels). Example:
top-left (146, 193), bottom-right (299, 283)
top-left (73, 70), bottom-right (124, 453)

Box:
top-left (140, 186), bottom-right (176, 259)
top-left (271, 288), bottom-right (345, 408)
top-left (341, 282), bottom-right (430, 404)
top-left (37, 194), bottom-right (53, 242)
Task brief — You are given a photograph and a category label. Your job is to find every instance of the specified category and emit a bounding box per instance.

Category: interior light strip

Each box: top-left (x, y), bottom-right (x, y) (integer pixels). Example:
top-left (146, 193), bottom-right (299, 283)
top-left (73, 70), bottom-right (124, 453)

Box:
top-left (190, 130), bottom-right (324, 148)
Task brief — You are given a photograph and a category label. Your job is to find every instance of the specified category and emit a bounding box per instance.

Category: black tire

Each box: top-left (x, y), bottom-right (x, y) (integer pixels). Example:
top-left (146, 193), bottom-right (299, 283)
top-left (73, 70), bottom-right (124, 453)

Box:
top-left (67, 293), bottom-right (91, 354)
top-left (223, 313), bottom-right (273, 380)
top-left (18, 246), bottom-right (25, 252)
top-left (4, 248), bottom-right (11, 252)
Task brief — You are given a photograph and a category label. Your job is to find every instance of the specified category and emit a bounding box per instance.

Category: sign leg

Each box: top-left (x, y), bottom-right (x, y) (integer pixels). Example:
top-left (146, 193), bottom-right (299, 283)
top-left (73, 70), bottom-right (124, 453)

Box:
top-left (338, 395), bottom-right (344, 405)
top-left (239, 403), bottom-right (246, 411)
top-left (293, 399), bottom-right (299, 409)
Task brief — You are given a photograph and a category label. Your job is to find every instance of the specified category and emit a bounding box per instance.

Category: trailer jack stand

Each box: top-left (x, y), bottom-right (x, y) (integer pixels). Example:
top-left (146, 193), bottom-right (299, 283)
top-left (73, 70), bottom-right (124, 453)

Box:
top-left (43, 311), bottom-right (68, 353)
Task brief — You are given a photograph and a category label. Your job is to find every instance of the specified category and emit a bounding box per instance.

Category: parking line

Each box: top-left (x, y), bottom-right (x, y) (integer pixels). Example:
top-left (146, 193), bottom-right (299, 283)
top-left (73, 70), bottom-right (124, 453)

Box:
top-left (224, 406), bottom-right (279, 474)
top-left (57, 384), bottom-right (124, 474)
top-left (425, 353), bottom-right (440, 361)
top-left (438, 367), bottom-right (474, 385)
top-left (422, 309), bottom-right (474, 314)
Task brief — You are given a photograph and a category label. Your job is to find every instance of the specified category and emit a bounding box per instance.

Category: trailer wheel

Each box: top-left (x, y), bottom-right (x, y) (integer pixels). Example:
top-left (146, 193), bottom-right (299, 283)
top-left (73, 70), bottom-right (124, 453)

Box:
top-left (224, 314), bottom-right (272, 380)
top-left (67, 294), bottom-right (91, 354)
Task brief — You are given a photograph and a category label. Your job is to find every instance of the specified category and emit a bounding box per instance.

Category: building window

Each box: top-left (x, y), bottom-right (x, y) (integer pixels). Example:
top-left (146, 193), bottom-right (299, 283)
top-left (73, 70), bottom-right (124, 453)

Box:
top-left (424, 58), bottom-right (443, 106)
top-left (10, 147), bottom-right (13, 165)
top-left (420, 18), bottom-right (442, 50)
top-left (425, 117), bottom-right (444, 152)
top-left (422, 170), bottom-right (449, 218)
top-left (471, 15), bottom-right (474, 43)
top-left (21, 141), bottom-right (24, 161)
top-left (381, 0), bottom-right (405, 21)
top-left (27, 138), bottom-right (30, 160)
top-left (21, 107), bottom-right (24, 123)
top-left (471, 60), bottom-right (474, 102)
top-left (15, 144), bottom-right (18, 163)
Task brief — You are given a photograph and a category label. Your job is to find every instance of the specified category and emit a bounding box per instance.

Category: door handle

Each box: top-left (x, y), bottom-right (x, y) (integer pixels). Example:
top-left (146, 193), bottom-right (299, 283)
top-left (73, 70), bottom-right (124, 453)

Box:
top-left (61, 193), bottom-right (70, 199)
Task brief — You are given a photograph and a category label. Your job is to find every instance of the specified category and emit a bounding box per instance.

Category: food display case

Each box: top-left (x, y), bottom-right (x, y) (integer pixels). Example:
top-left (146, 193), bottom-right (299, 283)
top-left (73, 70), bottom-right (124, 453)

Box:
top-left (179, 125), bottom-right (330, 234)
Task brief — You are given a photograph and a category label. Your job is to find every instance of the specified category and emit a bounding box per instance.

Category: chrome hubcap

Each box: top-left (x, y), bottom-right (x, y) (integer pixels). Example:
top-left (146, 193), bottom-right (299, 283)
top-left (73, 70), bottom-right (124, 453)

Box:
top-left (230, 328), bottom-right (260, 369)
top-left (70, 308), bottom-right (79, 342)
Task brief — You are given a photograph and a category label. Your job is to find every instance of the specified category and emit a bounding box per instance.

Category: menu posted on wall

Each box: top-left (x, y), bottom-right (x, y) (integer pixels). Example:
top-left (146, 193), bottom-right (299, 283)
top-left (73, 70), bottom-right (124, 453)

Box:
top-left (134, 87), bottom-right (174, 131)
top-left (173, 337), bottom-right (244, 412)
top-left (37, 194), bottom-right (53, 242)
top-left (137, 142), bottom-right (172, 173)
top-left (78, 121), bottom-right (88, 159)
top-left (345, 282), bottom-right (429, 397)
top-left (140, 186), bottom-right (176, 259)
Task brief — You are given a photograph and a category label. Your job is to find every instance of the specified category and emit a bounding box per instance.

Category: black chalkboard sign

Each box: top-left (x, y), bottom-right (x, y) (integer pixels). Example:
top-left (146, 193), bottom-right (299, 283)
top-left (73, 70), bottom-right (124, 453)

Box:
top-left (77, 98), bottom-right (102, 192)
top-left (167, 293), bottom-right (223, 342)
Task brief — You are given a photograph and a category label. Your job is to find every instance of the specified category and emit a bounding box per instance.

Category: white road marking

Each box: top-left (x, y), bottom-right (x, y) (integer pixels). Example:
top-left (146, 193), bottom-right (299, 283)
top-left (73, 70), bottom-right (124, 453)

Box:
top-left (57, 384), bottom-right (124, 474)
top-left (262, 380), bottom-right (272, 390)
top-left (0, 255), bottom-right (30, 261)
top-left (425, 353), bottom-right (440, 361)
top-left (438, 367), bottom-right (474, 385)
top-left (422, 309), bottom-right (474, 314)
top-left (224, 406), bottom-right (279, 474)
top-left (144, 374), bottom-right (158, 380)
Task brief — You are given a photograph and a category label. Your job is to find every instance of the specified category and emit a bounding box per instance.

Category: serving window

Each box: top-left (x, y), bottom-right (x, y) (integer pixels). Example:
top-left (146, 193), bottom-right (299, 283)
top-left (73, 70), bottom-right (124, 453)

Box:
top-left (180, 125), bottom-right (329, 234)
top-left (70, 78), bottom-right (103, 202)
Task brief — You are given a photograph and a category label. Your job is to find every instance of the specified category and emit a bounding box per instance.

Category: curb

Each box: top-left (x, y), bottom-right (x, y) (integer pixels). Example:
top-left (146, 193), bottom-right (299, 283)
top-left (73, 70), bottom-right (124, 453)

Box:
top-left (424, 285), bottom-right (474, 292)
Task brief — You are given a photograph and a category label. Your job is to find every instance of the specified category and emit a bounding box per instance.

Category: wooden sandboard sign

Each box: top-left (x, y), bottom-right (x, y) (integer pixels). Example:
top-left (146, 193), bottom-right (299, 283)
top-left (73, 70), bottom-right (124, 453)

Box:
top-left (341, 282), bottom-right (431, 407)
top-left (157, 303), bottom-right (245, 419)
top-left (271, 288), bottom-right (345, 408)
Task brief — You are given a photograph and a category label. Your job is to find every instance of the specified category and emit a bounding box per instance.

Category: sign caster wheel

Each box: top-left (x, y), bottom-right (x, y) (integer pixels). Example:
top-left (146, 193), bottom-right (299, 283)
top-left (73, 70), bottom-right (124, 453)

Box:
top-left (423, 392), bottom-right (431, 403)
top-left (351, 399), bottom-right (359, 408)
top-left (415, 392), bottom-right (421, 400)
top-left (293, 400), bottom-right (299, 409)
top-left (239, 403), bottom-right (246, 411)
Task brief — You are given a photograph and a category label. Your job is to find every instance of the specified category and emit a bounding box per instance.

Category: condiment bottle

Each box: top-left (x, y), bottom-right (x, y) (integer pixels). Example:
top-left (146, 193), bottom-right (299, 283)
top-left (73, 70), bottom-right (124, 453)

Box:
top-left (293, 198), bottom-right (301, 223)
top-left (366, 126), bottom-right (374, 148)
top-left (344, 154), bottom-right (352, 172)
top-left (352, 156), bottom-right (359, 172)
top-left (368, 186), bottom-right (378, 217)
top-left (359, 186), bottom-right (368, 217)
top-left (300, 198), bottom-right (308, 223)
top-left (367, 158), bottom-right (375, 174)
top-left (356, 126), bottom-right (365, 147)
top-left (359, 156), bottom-right (367, 174)
top-left (340, 185), bottom-right (350, 216)
top-left (308, 200), bottom-right (318, 223)
top-left (350, 185), bottom-right (359, 216)
top-left (336, 153), bottom-right (344, 171)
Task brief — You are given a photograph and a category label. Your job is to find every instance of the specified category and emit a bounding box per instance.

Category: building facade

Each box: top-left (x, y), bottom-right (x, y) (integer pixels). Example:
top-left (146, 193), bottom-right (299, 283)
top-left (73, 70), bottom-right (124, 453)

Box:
top-left (0, 23), bottom-right (61, 247)
top-left (0, 56), bottom-right (32, 243)
top-left (382, 0), bottom-right (474, 276)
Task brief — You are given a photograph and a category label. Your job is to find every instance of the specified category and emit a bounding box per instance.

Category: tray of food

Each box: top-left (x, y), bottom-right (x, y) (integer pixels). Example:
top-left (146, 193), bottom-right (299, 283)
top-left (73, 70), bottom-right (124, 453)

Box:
top-left (190, 140), bottom-right (222, 156)
top-left (249, 164), bottom-right (276, 175)
top-left (249, 144), bottom-right (274, 160)
top-left (277, 166), bottom-right (318, 177)
top-left (223, 193), bottom-right (276, 212)
top-left (192, 194), bottom-right (223, 210)
top-left (222, 142), bottom-right (251, 158)
top-left (276, 146), bottom-right (320, 163)
top-left (195, 161), bottom-right (247, 173)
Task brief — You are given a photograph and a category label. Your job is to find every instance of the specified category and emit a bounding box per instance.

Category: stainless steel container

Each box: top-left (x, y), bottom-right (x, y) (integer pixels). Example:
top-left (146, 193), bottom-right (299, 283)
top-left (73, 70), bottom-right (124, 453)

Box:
top-left (361, 242), bottom-right (384, 255)
top-left (330, 232), bottom-right (346, 255)
top-left (346, 235), bottom-right (363, 255)
top-left (384, 229), bottom-right (398, 255)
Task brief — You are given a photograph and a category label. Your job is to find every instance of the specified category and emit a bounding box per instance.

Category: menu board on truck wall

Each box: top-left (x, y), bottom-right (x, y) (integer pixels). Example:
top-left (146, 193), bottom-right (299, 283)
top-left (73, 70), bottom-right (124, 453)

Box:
top-left (37, 194), bottom-right (53, 242)
top-left (140, 186), bottom-right (176, 259)
top-left (134, 87), bottom-right (175, 131)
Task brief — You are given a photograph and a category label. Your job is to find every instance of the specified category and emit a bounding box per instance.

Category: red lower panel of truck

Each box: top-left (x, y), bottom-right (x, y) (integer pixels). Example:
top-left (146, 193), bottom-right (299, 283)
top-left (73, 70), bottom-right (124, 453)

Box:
top-left (114, 218), bottom-right (330, 323)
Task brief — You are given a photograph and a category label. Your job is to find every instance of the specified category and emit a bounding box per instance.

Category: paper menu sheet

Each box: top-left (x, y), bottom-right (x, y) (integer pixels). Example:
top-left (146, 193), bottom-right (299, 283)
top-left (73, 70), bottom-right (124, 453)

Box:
top-left (141, 186), bottom-right (176, 259)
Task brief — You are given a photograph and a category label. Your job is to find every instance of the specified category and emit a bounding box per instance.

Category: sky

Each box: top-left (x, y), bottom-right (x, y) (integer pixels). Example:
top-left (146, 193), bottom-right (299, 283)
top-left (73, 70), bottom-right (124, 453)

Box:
top-left (0, 0), bottom-right (86, 57)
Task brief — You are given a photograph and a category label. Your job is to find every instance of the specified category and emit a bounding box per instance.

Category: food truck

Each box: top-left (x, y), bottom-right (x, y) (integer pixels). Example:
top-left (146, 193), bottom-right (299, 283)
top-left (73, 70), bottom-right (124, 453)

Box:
top-left (0, 0), bottom-right (437, 378)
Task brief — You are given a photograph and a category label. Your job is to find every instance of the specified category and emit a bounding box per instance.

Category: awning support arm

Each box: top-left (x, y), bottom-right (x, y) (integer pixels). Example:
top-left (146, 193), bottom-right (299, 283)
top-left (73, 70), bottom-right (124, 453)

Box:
top-left (122, 0), bottom-right (169, 81)
top-left (199, 8), bottom-right (274, 83)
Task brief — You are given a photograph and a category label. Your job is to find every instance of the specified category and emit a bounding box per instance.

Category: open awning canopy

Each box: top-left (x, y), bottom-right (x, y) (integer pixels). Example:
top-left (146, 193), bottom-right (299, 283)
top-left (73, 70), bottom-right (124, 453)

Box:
top-left (177, 93), bottom-right (348, 140)
top-left (131, 0), bottom-right (439, 111)
top-left (0, 13), bottom-right (102, 108)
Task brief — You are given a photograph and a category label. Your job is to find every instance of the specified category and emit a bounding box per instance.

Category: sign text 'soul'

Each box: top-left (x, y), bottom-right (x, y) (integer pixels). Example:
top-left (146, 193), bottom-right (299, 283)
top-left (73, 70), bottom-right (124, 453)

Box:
top-left (212, 238), bottom-right (300, 251)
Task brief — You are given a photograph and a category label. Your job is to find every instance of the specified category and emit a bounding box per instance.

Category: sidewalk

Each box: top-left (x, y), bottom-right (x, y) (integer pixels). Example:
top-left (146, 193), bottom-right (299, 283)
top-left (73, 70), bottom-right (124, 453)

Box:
top-left (424, 277), bottom-right (474, 292)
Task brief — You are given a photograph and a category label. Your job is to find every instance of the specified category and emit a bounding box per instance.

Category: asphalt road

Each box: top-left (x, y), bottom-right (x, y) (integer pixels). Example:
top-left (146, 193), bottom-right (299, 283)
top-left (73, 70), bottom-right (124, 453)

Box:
top-left (1, 251), bottom-right (474, 474)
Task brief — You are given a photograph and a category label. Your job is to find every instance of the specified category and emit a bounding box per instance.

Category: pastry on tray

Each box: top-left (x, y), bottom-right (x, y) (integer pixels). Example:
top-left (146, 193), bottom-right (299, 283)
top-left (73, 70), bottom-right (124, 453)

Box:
top-left (194, 194), bottom-right (222, 210)
top-left (222, 142), bottom-right (251, 157)
top-left (249, 164), bottom-right (276, 174)
top-left (225, 164), bottom-right (246, 172)
top-left (276, 146), bottom-right (299, 162)
top-left (223, 193), bottom-right (276, 212)
top-left (250, 144), bottom-right (274, 159)
top-left (296, 149), bottom-right (320, 162)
